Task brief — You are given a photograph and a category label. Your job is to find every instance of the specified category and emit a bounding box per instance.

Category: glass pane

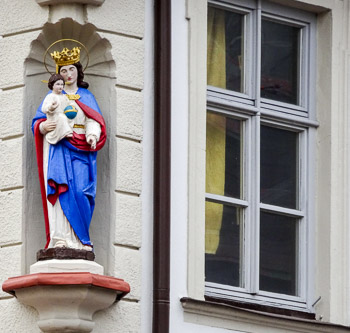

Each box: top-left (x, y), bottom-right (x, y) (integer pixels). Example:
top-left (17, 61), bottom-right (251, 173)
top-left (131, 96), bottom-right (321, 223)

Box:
top-left (260, 125), bottom-right (298, 209)
top-left (205, 201), bottom-right (244, 287)
top-left (206, 112), bottom-right (243, 199)
top-left (261, 19), bottom-right (300, 104)
top-left (260, 212), bottom-right (298, 296)
top-left (207, 6), bottom-right (244, 92)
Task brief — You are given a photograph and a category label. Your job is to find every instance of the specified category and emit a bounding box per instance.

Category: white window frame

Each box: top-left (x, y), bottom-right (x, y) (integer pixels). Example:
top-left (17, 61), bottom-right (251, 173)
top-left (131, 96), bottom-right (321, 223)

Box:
top-left (187, 0), bottom-right (317, 313)
top-left (205, 117), bottom-right (310, 311)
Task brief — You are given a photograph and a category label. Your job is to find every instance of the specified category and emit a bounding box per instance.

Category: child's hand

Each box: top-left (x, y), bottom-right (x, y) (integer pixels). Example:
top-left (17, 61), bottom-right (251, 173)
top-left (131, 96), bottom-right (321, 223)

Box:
top-left (49, 100), bottom-right (58, 111)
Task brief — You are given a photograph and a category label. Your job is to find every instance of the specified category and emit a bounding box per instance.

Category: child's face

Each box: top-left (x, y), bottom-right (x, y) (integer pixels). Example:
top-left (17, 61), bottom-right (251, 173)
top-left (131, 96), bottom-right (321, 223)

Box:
top-left (52, 79), bottom-right (64, 94)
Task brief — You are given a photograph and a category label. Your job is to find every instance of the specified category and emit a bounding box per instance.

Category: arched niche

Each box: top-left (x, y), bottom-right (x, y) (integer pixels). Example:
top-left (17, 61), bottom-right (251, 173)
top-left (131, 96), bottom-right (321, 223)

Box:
top-left (24, 18), bottom-right (116, 272)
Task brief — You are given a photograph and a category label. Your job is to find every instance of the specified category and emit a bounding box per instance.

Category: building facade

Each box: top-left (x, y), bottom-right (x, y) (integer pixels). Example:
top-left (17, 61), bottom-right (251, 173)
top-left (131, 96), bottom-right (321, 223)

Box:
top-left (1, 0), bottom-right (350, 332)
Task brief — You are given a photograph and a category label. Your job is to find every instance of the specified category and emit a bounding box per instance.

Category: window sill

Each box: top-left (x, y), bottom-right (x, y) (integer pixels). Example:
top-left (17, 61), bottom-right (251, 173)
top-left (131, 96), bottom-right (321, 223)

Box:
top-left (205, 284), bottom-right (310, 314)
top-left (205, 295), bottom-right (314, 320)
top-left (181, 297), bottom-right (350, 333)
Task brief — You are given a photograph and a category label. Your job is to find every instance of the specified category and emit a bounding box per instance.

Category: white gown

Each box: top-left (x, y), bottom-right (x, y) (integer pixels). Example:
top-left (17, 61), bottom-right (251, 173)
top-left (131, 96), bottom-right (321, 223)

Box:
top-left (41, 93), bottom-right (73, 145)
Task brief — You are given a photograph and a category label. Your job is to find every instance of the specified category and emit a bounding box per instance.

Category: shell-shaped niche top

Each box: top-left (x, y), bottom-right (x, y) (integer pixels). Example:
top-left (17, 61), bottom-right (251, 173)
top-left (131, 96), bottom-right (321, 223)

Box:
top-left (25, 18), bottom-right (115, 79)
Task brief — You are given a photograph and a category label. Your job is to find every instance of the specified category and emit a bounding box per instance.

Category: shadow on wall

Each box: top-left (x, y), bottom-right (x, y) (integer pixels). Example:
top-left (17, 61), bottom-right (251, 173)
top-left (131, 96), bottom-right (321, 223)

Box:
top-left (24, 18), bottom-right (116, 272)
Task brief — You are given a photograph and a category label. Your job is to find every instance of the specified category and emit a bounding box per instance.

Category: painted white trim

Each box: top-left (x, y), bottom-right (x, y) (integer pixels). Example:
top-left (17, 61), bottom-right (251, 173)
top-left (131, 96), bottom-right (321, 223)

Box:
top-left (260, 203), bottom-right (304, 218)
top-left (206, 193), bottom-right (249, 207)
top-left (187, 0), bottom-right (208, 301)
top-left (210, 0), bottom-right (256, 10)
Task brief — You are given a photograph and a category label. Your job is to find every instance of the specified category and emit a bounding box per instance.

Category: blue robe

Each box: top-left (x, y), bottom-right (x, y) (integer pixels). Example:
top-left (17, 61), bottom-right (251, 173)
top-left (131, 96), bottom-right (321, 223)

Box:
top-left (32, 88), bottom-right (106, 247)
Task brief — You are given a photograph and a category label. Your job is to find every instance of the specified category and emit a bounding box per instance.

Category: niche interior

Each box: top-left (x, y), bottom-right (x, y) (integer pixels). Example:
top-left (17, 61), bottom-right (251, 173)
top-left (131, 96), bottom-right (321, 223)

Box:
top-left (24, 18), bottom-right (116, 272)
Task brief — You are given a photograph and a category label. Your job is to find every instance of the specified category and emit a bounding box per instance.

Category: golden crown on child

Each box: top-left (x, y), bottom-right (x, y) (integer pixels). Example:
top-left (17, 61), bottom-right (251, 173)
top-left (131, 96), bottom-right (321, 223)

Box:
top-left (50, 47), bottom-right (81, 72)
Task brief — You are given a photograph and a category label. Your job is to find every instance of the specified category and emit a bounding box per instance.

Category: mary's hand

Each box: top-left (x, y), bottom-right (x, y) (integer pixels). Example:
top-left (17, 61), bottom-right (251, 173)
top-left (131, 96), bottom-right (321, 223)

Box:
top-left (86, 134), bottom-right (97, 150)
top-left (41, 120), bottom-right (57, 134)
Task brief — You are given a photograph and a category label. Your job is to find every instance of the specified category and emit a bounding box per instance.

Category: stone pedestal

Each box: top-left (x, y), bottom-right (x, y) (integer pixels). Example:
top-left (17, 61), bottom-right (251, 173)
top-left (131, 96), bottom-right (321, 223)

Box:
top-left (2, 256), bottom-right (130, 333)
top-left (30, 259), bottom-right (104, 274)
top-left (36, 0), bottom-right (104, 5)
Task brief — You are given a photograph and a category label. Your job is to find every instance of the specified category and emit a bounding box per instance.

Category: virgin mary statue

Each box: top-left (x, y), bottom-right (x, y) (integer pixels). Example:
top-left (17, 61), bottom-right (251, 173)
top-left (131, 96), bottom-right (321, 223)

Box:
top-left (32, 42), bottom-right (107, 250)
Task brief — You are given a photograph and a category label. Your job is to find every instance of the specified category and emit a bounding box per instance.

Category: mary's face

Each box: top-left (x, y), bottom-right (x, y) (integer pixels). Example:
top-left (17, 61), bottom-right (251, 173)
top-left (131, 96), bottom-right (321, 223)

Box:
top-left (59, 65), bottom-right (78, 86)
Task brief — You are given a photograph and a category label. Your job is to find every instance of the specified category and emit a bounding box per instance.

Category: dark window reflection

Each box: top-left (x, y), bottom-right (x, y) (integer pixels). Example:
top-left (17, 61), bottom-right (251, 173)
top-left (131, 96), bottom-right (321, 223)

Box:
top-left (260, 212), bottom-right (297, 296)
top-left (225, 10), bottom-right (244, 92)
top-left (207, 6), bottom-right (244, 92)
top-left (261, 19), bottom-right (300, 104)
top-left (260, 126), bottom-right (298, 209)
top-left (205, 202), bottom-right (243, 287)
top-left (224, 117), bottom-right (242, 198)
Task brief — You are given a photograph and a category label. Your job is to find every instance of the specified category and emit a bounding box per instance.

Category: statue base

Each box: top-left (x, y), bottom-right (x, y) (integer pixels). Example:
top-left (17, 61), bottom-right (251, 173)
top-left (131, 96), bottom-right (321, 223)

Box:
top-left (30, 258), bottom-right (104, 275)
top-left (2, 250), bottom-right (130, 333)
top-left (37, 247), bottom-right (95, 261)
top-left (3, 273), bottom-right (130, 332)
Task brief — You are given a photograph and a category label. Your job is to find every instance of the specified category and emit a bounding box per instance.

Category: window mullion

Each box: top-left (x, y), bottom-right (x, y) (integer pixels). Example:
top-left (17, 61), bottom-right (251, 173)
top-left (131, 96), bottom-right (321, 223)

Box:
top-left (243, 116), bottom-right (251, 291)
top-left (247, 0), bottom-right (262, 296)
top-left (298, 130), bottom-right (308, 299)
top-left (248, 114), bottom-right (260, 295)
top-left (254, 0), bottom-right (262, 108)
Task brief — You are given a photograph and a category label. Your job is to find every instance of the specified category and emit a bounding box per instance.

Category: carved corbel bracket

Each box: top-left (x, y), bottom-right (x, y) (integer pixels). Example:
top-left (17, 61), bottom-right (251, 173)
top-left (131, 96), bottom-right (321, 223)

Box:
top-left (3, 272), bottom-right (130, 333)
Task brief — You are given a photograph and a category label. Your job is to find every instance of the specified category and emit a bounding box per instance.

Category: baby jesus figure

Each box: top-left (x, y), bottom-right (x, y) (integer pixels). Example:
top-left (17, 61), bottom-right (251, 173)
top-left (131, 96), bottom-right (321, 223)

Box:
top-left (41, 74), bottom-right (73, 144)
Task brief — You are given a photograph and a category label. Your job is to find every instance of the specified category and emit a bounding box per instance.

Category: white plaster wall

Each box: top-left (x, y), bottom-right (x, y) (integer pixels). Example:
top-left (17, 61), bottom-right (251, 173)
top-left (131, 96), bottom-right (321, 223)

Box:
top-left (0, 0), bottom-right (48, 36)
top-left (311, 0), bottom-right (350, 326)
top-left (87, 0), bottom-right (145, 38)
top-left (140, 0), bottom-right (155, 331)
top-left (0, 4), bottom-right (44, 325)
top-left (0, 298), bottom-right (40, 333)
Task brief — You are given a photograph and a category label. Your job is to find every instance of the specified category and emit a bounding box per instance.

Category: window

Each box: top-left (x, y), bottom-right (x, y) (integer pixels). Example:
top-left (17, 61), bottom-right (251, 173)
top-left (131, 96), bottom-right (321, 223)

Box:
top-left (205, 0), bottom-right (316, 311)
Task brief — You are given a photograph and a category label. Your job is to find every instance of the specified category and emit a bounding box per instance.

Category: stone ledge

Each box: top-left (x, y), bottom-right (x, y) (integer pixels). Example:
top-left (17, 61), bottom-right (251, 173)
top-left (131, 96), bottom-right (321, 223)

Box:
top-left (3, 272), bottom-right (130, 299)
top-left (36, 0), bottom-right (104, 5)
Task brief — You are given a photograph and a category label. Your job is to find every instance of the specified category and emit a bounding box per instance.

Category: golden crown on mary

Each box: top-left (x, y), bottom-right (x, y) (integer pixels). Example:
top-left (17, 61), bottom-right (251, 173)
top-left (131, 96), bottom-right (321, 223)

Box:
top-left (50, 47), bottom-right (81, 73)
